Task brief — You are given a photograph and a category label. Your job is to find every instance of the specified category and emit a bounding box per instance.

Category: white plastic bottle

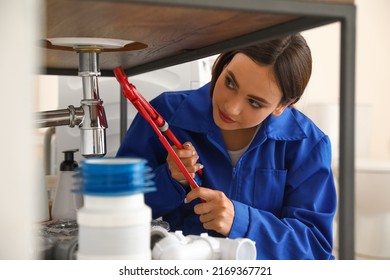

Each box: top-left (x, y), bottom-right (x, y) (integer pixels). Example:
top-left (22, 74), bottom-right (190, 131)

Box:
top-left (51, 149), bottom-right (82, 221)
top-left (75, 157), bottom-right (155, 260)
top-left (77, 193), bottom-right (151, 259)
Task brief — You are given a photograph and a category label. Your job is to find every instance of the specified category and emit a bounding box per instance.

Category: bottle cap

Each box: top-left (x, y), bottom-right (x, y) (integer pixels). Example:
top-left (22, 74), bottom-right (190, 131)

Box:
top-left (60, 149), bottom-right (79, 171)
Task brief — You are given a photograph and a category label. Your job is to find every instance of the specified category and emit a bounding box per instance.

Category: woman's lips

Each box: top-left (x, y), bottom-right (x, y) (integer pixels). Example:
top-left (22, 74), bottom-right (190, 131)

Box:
top-left (219, 109), bottom-right (235, 123)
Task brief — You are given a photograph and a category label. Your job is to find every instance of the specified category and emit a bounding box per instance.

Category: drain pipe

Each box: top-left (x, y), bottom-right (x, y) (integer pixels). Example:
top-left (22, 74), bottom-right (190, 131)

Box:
top-left (151, 226), bottom-right (256, 260)
top-left (35, 49), bottom-right (107, 158)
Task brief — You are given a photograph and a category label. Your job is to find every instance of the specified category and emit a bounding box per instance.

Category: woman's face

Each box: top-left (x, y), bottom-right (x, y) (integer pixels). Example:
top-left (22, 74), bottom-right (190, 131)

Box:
top-left (212, 53), bottom-right (288, 131)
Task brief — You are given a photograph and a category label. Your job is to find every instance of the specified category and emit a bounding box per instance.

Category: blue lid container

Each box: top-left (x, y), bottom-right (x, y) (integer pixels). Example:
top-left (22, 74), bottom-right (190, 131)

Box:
top-left (74, 157), bottom-right (155, 196)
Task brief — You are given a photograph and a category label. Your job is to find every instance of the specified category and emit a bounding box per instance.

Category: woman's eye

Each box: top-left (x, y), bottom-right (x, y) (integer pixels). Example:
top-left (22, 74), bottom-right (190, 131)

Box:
top-left (225, 76), bottom-right (235, 89)
top-left (249, 98), bottom-right (262, 108)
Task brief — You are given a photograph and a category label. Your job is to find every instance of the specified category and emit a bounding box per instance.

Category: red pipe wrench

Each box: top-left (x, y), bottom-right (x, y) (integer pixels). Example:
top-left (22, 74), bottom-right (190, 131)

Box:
top-left (113, 66), bottom-right (203, 193)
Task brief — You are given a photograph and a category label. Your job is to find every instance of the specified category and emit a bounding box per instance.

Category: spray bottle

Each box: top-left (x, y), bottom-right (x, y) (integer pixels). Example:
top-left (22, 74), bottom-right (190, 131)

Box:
top-left (51, 149), bottom-right (82, 221)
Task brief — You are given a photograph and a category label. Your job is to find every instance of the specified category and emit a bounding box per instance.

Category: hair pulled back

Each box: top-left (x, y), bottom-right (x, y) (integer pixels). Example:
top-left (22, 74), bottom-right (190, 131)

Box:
top-left (210, 33), bottom-right (312, 106)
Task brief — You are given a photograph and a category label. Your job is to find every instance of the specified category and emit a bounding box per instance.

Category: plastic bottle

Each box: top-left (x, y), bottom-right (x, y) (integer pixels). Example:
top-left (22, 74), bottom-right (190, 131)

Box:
top-left (51, 149), bottom-right (82, 221)
top-left (75, 157), bottom-right (155, 260)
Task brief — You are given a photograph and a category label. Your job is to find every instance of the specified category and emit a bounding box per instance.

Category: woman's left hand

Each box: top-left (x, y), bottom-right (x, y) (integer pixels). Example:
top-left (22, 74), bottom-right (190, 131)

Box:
top-left (185, 187), bottom-right (234, 236)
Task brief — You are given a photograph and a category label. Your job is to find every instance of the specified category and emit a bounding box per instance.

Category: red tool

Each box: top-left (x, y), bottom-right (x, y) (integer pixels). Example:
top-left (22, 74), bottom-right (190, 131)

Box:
top-left (113, 66), bottom-right (203, 193)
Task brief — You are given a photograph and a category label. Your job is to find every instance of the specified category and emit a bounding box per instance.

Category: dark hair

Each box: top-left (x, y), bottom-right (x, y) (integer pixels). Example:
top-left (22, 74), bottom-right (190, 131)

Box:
top-left (210, 33), bottom-right (312, 105)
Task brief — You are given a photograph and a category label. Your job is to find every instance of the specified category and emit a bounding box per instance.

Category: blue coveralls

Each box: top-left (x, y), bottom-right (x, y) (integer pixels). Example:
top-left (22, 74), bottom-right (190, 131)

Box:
top-left (116, 83), bottom-right (337, 260)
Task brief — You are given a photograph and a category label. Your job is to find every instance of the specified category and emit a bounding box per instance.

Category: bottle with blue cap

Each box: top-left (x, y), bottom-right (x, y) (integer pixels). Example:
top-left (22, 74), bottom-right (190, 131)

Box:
top-left (75, 157), bottom-right (155, 260)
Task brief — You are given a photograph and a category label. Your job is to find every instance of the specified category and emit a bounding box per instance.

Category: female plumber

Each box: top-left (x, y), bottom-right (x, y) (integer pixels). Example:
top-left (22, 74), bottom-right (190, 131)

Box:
top-left (116, 33), bottom-right (337, 260)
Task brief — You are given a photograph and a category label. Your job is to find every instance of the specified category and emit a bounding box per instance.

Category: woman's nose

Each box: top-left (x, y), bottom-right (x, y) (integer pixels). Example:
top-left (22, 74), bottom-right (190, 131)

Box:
top-left (224, 95), bottom-right (243, 116)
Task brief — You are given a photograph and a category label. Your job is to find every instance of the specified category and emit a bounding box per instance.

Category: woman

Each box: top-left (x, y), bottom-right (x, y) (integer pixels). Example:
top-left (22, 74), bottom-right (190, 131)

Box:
top-left (116, 33), bottom-right (337, 260)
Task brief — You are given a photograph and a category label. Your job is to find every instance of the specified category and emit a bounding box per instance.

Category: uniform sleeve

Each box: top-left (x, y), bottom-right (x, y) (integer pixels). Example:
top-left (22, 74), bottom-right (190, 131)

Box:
top-left (229, 136), bottom-right (337, 259)
top-left (116, 113), bottom-right (187, 219)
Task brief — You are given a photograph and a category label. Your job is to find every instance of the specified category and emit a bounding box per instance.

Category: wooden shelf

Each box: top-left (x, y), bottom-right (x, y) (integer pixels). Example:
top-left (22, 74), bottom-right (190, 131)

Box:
top-left (41, 0), bottom-right (354, 76)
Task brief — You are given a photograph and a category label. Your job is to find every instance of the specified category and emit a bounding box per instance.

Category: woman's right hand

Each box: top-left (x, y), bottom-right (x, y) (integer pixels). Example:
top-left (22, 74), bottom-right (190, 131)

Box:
top-left (166, 142), bottom-right (203, 182)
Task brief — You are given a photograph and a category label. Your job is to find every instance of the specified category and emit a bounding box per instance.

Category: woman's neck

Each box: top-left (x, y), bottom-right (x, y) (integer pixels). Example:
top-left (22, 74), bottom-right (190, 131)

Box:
top-left (221, 125), bottom-right (259, 151)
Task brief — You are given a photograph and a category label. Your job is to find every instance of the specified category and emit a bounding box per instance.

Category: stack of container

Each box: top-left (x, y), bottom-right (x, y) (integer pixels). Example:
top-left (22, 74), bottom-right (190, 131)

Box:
top-left (74, 157), bottom-right (155, 260)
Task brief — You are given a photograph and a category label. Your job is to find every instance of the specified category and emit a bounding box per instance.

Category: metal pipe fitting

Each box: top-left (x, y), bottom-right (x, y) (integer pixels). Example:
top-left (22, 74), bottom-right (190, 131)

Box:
top-left (77, 50), bottom-right (107, 158)
top-left (79, 99), bottom-right (107, 158)
top-left (35, 49), bottom-right (107, 158)
top-left (35, 106), bottom-right (84, 128)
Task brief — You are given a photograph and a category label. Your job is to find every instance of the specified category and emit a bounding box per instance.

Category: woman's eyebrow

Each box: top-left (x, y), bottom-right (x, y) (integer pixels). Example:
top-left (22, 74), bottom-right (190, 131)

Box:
top-left (248, 94), bottom-right (271, 105)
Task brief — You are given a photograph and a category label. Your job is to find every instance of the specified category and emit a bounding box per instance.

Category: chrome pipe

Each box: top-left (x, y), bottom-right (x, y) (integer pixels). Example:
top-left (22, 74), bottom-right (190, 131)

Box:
top-left (79, 99), bottom-right (107, 158)
top-left (36, 109), bottom-right (70, 128)
top-left (35, 106), bottom-right (84, 128)
top-left (79, 51), bottom-right (100, 100)
top-left (35, 49), bottom-right (107, 158)
top-left (77, 50), bottom-right (107, 158)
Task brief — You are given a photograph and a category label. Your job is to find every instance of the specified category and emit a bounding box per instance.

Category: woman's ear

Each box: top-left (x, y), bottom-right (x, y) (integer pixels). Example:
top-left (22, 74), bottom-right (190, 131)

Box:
top-left (272, 103), bottom-right (290, 116)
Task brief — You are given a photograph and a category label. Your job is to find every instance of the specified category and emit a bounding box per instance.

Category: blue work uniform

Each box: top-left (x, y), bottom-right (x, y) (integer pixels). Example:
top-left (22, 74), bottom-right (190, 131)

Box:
top-left (116, 83), bottom-right (337, 260)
